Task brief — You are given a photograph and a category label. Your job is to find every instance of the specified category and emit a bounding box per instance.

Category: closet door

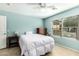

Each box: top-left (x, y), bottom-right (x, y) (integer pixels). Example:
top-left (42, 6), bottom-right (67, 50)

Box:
top-left (0, 16), bottom-right (6, 49)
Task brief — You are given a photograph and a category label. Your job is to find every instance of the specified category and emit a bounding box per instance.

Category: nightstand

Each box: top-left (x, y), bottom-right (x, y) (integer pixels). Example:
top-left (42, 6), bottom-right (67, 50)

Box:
top-left (7, 35), bottom-right (19, 48)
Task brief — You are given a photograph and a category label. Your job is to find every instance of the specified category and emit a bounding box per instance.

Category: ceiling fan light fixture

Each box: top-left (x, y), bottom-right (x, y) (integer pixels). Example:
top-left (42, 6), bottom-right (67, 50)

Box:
top-left (52, 6), bottom-right (57, 10)
top-left (39, 3), bottom-right (46, 8)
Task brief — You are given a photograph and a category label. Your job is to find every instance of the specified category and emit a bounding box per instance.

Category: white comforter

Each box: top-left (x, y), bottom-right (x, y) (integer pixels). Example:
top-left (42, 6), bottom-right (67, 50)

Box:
top-left (19, 34), bottom-right (54, 56)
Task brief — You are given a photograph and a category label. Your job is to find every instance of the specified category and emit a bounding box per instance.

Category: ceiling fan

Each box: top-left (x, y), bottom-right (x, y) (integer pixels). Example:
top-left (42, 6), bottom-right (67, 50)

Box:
top-left (27, 3), bottom-right (57, 10)
top-left (6, 3), bottom-right (57, 10)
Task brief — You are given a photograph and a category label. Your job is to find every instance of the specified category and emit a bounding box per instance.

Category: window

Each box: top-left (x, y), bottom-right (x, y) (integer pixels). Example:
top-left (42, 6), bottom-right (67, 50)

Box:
top-left (62, 16), bottom-right (78, 38)
top-left (53, 15), bottom-right (79, 39)
top-left (53, 20), bottom-right (62, 36)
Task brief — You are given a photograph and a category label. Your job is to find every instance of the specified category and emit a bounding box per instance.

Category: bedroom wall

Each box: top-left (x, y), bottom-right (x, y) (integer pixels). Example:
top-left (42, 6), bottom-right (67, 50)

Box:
top-left (0, 10), bottom-right (43, 36)
top-left (44, 5), bottom-right (79, 51)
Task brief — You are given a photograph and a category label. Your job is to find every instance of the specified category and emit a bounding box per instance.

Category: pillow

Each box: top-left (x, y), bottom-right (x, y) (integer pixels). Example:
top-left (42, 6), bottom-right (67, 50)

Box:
top-left (26, 31), bottom-right (33, 34)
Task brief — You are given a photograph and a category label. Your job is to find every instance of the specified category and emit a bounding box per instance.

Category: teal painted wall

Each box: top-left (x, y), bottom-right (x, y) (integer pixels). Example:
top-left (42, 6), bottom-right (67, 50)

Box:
top-left (0, 10), bottom-right (43, 36)
top-left (44, 6), bottom-right (79, 51)
top-left (54, 36), bottom-right (79, 51)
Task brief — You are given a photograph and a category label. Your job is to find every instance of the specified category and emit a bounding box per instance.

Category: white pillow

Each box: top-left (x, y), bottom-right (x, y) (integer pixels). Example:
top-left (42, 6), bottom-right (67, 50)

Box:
top-left (26, 31), bottom-right (33, 34)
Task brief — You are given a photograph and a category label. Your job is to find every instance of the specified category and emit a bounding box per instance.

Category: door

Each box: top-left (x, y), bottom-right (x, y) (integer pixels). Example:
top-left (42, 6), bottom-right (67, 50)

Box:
top-left (0, 16), bottom-right (6, 49)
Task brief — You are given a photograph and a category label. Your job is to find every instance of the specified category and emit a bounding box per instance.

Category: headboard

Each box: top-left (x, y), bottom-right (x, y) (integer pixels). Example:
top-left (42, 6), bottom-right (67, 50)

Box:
top-left (36, 28), bottom-right (47, 35)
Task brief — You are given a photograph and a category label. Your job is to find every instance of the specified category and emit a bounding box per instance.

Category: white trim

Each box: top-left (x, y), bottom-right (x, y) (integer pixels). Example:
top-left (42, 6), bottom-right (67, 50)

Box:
top-left (50, 21), bottom-right (53, 36)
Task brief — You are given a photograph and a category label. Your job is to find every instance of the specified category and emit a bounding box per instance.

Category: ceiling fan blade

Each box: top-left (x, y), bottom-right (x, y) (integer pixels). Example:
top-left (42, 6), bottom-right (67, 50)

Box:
top-left (46, 5), bottom-right (57, 10)
top-left (6, 3), bottom-right (10, 6)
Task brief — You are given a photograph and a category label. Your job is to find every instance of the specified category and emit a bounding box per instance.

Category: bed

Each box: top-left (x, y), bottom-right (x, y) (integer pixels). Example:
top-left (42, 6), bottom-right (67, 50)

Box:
top-left (19, 33), bottom-right (54, 56)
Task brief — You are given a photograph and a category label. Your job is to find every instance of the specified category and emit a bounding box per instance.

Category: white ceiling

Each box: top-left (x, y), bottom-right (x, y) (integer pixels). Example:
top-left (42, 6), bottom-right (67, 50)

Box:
top-left (0, 3), bottom-right (79, 18)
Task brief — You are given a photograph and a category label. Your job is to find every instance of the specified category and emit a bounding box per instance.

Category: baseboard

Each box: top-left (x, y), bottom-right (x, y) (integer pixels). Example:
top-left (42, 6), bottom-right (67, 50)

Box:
top-left (56, 43), bottom-right (79, 53)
